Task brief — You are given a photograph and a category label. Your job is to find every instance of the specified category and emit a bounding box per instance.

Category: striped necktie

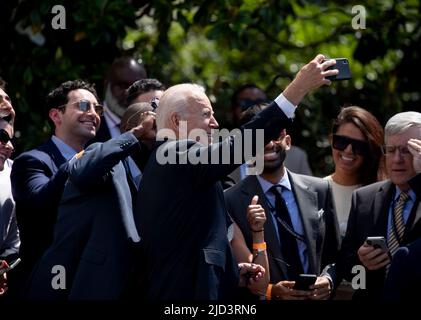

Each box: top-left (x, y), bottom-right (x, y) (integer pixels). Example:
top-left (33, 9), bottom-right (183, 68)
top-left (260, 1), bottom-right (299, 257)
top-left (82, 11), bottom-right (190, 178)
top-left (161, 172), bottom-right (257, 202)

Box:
top-left (388, 192), bottom-right (409, 257)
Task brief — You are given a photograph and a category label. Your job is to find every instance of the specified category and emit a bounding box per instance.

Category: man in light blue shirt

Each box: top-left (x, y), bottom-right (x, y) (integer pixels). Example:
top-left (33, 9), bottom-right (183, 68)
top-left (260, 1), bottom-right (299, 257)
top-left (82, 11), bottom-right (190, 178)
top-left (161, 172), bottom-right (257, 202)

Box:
top-left (226, 108), bottom-right (340, 300)
top-left (10, 80), bottom-right (102, 296)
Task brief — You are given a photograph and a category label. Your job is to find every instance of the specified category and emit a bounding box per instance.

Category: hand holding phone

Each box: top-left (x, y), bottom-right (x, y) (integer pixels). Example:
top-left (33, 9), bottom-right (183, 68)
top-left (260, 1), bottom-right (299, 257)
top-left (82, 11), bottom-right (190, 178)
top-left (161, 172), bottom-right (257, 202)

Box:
top-left (325, 58), bottom-right (351, 81)
top-left (293, 274), bottom-right (317, 291)
top-left (366, 236), bottom-right (389, 253)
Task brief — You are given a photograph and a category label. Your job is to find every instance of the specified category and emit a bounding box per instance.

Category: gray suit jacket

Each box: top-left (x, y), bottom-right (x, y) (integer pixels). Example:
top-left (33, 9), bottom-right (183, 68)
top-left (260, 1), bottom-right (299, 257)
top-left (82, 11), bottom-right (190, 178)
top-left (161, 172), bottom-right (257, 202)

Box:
top-left (225, 171), bottom-right (340, 286)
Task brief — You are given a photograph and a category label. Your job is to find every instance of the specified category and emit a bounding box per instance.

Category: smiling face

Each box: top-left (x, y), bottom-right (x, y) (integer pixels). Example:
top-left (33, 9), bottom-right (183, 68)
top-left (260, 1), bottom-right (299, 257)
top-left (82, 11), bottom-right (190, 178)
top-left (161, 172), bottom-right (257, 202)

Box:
top-left (263, 129), bottom-right (291, 173)
top-left (0, 88), bottom-right (16, 122)
top-left (52, 89), bottom-right (101, 145)
top-left (385, 126), bottom-right (420, 190)
top-left (332, 122), bottom-right (366, 178)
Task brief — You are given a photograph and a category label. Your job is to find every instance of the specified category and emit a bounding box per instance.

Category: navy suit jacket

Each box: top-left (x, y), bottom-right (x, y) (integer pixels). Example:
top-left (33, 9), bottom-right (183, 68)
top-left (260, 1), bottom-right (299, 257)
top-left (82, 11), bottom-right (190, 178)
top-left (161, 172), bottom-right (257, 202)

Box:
top-left (225, 172), bottom-right (340, 286)
top-left (137, 102), bottom-right (293, 300)
top-left (25, 132), bottom-right (142, 300)
top-left (383, 237), bottom-right (421, 299)
top-left (11, 138), bottom-right (69, 279)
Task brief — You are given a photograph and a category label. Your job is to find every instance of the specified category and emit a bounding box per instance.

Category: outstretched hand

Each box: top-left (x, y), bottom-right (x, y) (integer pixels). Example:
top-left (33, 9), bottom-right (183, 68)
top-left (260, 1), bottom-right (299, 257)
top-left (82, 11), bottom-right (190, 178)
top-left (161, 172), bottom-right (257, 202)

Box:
top-left (283, 54), bottom-right (338, 106)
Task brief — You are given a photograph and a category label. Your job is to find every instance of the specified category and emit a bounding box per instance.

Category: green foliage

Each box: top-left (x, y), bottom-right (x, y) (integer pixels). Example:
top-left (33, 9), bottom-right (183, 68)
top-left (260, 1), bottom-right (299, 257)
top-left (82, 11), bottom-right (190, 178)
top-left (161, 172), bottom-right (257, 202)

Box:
top-left (1, 0), bottom-right (420, 176)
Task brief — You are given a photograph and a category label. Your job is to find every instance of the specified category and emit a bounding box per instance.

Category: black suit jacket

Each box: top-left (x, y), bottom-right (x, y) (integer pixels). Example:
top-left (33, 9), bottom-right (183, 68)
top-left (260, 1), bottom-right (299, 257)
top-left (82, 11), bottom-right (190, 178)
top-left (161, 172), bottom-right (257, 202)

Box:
top-left (137, 102), bottom-right (292, 300)
top-left (225, 172), bottom-right (340, 286)
top-left (25, 132), bottom-right (142, 300)
top-left (11, 138), bottom-right (69, 281)
top-left (340, 180), bottom-right (421, 300)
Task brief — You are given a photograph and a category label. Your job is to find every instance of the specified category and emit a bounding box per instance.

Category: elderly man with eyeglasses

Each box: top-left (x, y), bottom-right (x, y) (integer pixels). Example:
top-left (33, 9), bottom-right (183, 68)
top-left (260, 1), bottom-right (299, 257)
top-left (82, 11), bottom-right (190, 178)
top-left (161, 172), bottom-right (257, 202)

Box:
top-left (10, 79), bottom-right (103, 297)
top-left (340, 111), bottom-right (421, 300)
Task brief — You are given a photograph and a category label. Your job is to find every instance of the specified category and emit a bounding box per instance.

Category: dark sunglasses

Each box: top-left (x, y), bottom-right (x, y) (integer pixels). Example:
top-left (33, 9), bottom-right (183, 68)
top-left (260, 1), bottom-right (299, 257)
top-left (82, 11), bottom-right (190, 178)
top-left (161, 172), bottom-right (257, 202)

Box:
top-left (57, 100), bottom-right (104, 116)
top-left (332, 134), bottom-right (369, 155)
top-left (150, 97), bottom-right (159, 110)
top-left (0, 128), bottom-right (11, 144)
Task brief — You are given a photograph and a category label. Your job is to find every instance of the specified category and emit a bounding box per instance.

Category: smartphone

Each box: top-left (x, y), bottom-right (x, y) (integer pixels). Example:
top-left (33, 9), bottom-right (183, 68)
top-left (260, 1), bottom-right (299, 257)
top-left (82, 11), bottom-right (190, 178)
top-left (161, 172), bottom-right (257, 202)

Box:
top-left (0, 258), bottom-right (21, 276)
top-left (325, 58), bottom-right (351, 81)
top-left (366, 236), bottom-right (389, 252)
top-left (293, 274), bottom-right (317, 291)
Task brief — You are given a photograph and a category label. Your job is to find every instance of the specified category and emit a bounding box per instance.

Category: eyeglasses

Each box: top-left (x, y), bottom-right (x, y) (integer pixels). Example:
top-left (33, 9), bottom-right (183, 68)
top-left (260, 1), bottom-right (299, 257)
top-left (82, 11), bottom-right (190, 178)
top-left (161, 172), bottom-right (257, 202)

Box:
top-left (381, 145), bottom-right (411, 157)
top-left (57, 100), bottom-right (104, 116)
top-left (332, 134), bottom-right (369, 155)
top-left (150, 97), bottom-right (159, 110)
top-left (0, 129), bottom-right (11, 144)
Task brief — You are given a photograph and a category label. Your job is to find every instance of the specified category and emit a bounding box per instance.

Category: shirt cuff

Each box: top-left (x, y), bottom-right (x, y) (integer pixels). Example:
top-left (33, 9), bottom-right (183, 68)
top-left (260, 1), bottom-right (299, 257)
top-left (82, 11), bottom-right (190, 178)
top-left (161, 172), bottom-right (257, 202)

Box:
top-left (274, 93), bottom-right (296, 119)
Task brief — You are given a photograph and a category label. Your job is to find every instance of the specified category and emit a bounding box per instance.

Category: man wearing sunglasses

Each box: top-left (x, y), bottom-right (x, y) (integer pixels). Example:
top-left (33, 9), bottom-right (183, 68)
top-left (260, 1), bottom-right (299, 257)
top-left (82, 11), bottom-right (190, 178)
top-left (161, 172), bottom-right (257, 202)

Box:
top-left (226, 106), bottom-right (340, 300)
top-left (10, 79), bottom-right (101, 296)
top-left (24, 104), bottom-right (157, 300)
top-left (340, 111), bottom-right (421, 300)
top-left (0, 79), bottom-right (19, 297)
top-left (227, 84), bottom-right (313, 189)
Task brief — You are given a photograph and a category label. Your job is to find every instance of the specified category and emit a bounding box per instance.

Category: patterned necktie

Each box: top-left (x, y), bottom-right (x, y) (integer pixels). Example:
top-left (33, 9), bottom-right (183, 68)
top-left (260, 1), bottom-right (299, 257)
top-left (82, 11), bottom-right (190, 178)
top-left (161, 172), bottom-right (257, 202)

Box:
top-left (269, 185), bottom-right (303, 280)
top-left (388, 192), bottom-right (409, 256)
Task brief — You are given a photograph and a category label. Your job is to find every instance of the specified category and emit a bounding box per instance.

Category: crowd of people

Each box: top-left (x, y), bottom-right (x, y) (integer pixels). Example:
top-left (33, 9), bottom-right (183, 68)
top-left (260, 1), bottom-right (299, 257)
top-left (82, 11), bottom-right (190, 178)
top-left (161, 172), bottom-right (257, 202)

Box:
top-left (0, 54), bottom-right (420, 301)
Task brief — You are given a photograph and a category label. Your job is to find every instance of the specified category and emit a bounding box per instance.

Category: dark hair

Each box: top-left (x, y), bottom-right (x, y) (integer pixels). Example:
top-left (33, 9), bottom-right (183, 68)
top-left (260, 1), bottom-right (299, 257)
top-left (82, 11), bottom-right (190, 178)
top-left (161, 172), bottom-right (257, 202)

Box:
top-left (0, 77), bottom-right (6, 90)
top-left (46, 79), bottom-right (98, 129)
top-left (239, 103), bottom-right (267, 126)
top-left (230, 83), bottom-right (265, 109)
top-left (332, 106), bottom-right (386, 185)
top-left (126, 78), bottom-right (165, 106)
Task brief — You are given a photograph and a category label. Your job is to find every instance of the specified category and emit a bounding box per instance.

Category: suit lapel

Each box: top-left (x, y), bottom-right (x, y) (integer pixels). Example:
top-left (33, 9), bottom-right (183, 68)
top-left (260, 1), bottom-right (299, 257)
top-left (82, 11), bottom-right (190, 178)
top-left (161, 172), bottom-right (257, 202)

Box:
top-left (241, 176), bottom-right (289, 278)
top-left (288, 172), bottom-right (318, 274)
top-left (406, 195), bottom-right (421, 240)
top-left (228, 167), bottom-right (242, 185)
top-left (44, 138), bottom-right (67, 169)
top-left (372, 181), bottom-right (394, 238)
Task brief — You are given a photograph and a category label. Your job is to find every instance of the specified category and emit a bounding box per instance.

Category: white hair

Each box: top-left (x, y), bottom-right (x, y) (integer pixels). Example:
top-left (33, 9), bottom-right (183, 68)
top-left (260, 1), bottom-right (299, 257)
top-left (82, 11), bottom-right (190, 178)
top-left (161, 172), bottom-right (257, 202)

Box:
top-left (385, 111), bottom-right (421, 139)
top-left (156, 83), bottom-right (206, 134)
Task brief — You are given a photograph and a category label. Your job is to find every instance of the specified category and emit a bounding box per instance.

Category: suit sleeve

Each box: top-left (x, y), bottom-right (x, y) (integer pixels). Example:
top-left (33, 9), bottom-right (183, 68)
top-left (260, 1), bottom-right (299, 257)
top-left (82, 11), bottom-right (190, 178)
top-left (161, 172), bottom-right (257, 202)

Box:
top-left (68, 131), bottom-right (141, 191)
top-left (163, 101), bottom-right (293, 186)
top-left (11, 154), bottom-right (69, 209)
top-left (383, 246), bottom-right (409, 299)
